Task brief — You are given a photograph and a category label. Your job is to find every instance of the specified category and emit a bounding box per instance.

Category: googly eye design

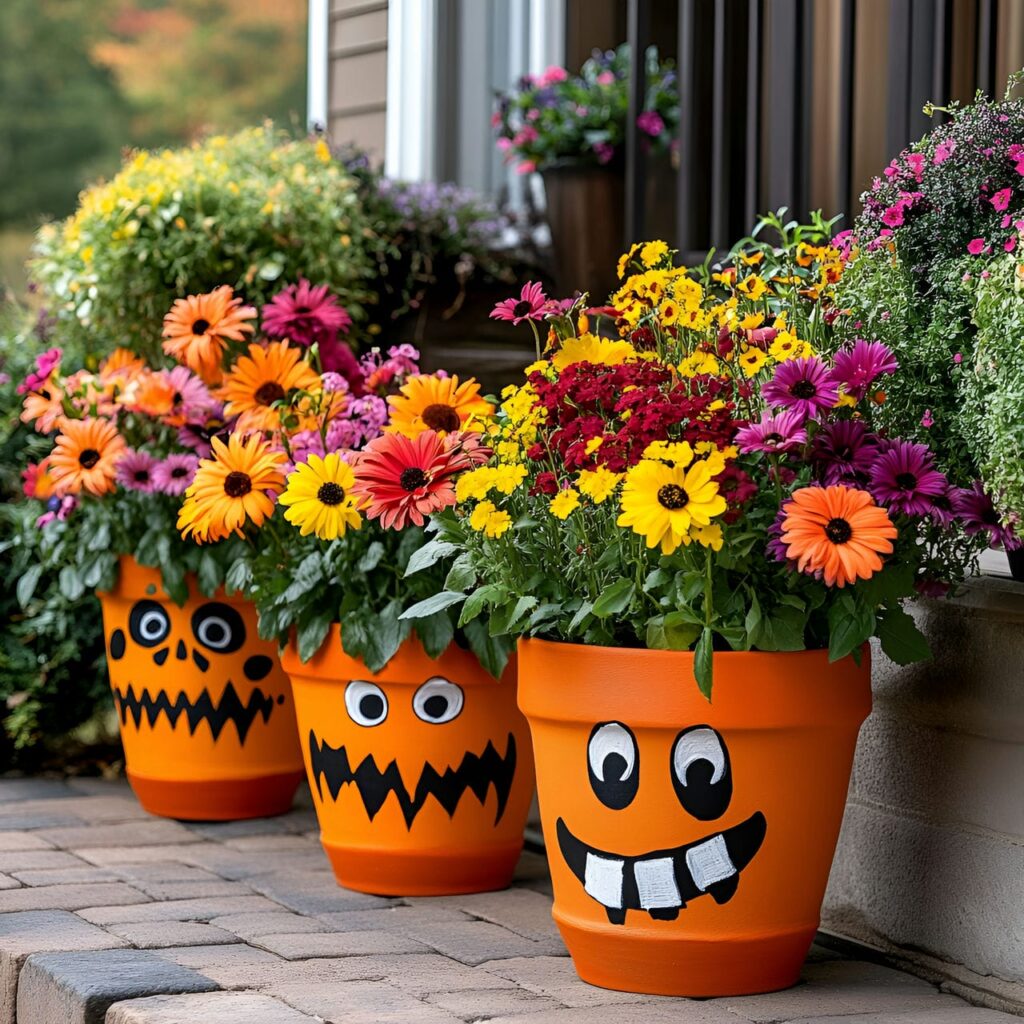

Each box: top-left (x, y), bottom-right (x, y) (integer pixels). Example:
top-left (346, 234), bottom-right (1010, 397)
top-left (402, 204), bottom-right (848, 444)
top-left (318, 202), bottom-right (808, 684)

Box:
top-left (128, 601), bottom-right (171, 648)
top-left (412, 677), bottom-right (464, 724)
top-left (345, 680), bottom-right (388, 727)
top-left (587, 722), bottom-right (639, 810)
top-left (191, 603), bottom-right (245, 654)
top-left (670, 726), bottom-right (732, 820)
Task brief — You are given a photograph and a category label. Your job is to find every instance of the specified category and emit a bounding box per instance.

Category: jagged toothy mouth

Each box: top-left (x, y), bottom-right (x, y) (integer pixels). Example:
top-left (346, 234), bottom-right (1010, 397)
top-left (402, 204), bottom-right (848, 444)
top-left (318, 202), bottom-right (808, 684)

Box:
top-left (556, 811), bottom-right (767, 924)
top-left (308, 730), bottom-right (518, 831)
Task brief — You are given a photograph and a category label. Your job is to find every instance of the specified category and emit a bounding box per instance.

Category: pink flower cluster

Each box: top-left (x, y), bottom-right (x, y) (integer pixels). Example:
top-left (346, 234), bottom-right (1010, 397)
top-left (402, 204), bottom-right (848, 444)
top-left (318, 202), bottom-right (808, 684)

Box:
top-left (18, 348), bottom-right (61, 395)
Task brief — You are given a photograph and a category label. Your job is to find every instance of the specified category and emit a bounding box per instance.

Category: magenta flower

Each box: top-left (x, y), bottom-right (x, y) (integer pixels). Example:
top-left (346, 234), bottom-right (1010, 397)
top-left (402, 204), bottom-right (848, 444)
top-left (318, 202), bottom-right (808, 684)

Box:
top-left (869, 440), bottom-right (947, 516)
top-left (151, 453), bottom-right (199, 495)
top-left (18, 347), bottom-right (62, 395)
top-left (735, 410), bottom-right (807, 454)
top-left (177, 411), bottom-right (229, 459)
top-left (637, 111), bottom-right (665, 137)
top-left (760, 356), bottom-right (839, 420)
top-left (832, 339), bottom-right (898, 400)
top-left (954, 481), bottom-right (1022, 550)
top-left (991, 187), bottom-right (1013, 212)
top-left (319, 336), bottom-right (364, 392)
top-left (164, 366), bottom-right (214, 422)
top-left (116, 450), bottom-right (159, 493)
top-left (490, 282), bottom-right (548, 325)
top-left (967, 238), bottom-right (988, 255)
top-left (262, 279), bottom-right (352, 349)
top-left (811, 420), bottom-right (878, 486)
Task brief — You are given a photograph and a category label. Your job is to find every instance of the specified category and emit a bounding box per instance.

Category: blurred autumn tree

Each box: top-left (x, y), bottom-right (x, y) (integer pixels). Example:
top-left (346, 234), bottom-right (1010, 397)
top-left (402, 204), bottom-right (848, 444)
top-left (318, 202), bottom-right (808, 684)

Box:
top-left (0, 0), bottom-right (306, 229)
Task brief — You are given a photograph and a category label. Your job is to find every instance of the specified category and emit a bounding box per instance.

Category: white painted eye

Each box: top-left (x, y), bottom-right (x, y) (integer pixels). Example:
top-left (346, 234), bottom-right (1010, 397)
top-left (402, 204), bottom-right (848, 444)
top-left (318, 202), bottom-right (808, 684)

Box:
top-left (413, 677), bottom-right (464, 724)
top-left (196, 615), bottom-right (232, 650)
top-left (672, 727), bottom-right (727, 787)
top-left (138, 610), bottom-right (169, 643)
top-left (588, 723), bottom-right (636, 782)
top-left (344, 681), bottom-right (388, 727)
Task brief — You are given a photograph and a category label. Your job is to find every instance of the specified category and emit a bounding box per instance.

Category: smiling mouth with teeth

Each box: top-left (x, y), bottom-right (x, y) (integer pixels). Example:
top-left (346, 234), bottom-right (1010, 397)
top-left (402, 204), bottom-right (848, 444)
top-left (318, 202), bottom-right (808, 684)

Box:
top-left (556, 812), bottom-right (767, 925)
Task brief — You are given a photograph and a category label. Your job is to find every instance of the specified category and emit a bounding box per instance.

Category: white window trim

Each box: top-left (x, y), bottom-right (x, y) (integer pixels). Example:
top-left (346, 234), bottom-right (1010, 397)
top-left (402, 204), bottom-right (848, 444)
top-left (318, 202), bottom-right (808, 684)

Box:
top-left (307, 0), bottom-right (329, 131)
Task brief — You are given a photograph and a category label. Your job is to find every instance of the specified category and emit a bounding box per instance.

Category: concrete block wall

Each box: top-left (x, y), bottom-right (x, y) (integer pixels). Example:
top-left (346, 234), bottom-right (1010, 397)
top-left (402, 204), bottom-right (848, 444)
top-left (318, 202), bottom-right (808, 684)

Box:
top-left (823, 575), bottom-right (1024, 1013)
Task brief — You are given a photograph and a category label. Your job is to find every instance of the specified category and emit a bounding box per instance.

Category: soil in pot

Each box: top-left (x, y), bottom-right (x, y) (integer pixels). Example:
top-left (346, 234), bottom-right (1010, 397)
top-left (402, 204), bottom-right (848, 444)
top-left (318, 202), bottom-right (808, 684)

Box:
top-left (98, 557), bottom-right (305, 820)
top-left (517, 638), bottom-right (872, 997)
top-left (282, 628), bottom-right (535, 897)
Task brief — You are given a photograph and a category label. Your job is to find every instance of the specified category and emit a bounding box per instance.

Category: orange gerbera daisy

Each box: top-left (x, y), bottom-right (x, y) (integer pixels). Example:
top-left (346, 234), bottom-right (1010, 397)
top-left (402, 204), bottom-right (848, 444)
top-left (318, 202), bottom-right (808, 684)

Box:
top-left (99, 348), bottom-right (145, 384)
top-left (780, 485), bottom-right (898, 588)
top-left (387, 374), bottom-right (494, 439)
top-left (20, 381), bottom-right (65, 434)
top-left (48, 418), bottom-right (126, 496)
top-left (177, 433), bottom-right (286, 543)
top-left (219, 341), bottom-right (323, 433)
top-left (162, 286), bottom-right (257, 384)
top-left (123, 371), bottom-right (176, 418)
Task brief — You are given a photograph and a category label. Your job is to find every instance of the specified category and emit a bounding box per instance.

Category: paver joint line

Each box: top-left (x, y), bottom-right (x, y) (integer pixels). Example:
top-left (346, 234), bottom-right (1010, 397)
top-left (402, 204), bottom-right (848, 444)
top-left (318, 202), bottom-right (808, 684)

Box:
top-left (0, 778), bottom-right (1019, 1024)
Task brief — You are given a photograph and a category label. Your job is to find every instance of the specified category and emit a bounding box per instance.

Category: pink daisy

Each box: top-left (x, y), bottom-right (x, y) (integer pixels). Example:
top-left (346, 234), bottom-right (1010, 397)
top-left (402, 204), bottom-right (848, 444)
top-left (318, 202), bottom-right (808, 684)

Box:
top-left (151, 454), bottom-right (199, 495)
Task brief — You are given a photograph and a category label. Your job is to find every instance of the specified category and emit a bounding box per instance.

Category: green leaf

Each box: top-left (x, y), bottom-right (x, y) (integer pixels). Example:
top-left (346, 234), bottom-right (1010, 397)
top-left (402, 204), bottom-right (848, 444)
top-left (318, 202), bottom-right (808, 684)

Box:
top-left (16, 565), bottom-right (43, 608)
top-left (662, 611), bottom-right (703, 649)
top-left (415, 610), bottom-right (455, 659)
top-left (404, 539), bottom-right (458, 577)
top-left (507, 595), bottom-right (539, 630)
top-left (58, 566), bottom-right (84, 601)
top-left (827, 595), bottom-right (876, 663)
top-left (643, 568), bottom-right (670, 592)
top-left (566, 600), bottom-right (594, 634)
top-left (462, 619), bottom-right (512, 679)
top-left (457, 584), bottom-right (506, 627)
top-left (399, 591), bottom-right (466, 621)
top-left (444, 553), bottom-right (476, 592)
top-left (297, 609), bottom-right (333, 662)
top-left (878, 607), bottom-right (931, 665)
top-left (225, 558), bottom-right (252, 595)
top-left (694, 626), bottom-right (714, 700)
top-left (283, 552), bottom-right (322, 603)
top-left (197, 551), bottom-right (221, 597)
top-left (356, 541), bottom-right (385, 573)
top-left (592, 578), bottom-right (634, 618)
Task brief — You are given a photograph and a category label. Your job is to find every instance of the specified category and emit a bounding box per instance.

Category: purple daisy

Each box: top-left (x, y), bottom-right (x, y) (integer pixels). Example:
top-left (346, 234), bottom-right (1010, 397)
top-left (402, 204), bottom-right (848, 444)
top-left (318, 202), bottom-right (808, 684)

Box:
top-left (490, 281), bottom-right (548, 325)
top-left (262, 279), bottom-right (353, 349)
top-left (811, 420), bottom-right (878, 486)
top-left (165, 366), bottom-right (214, 423)
top-left (832, 339), bottom-right (898, 400)
top-left (954, 480), bottom-right (1023, 550)
top-left (869, 440), bottom-right (948, 515)
top-left (177, 409), bottom-right (230, 458)
top-left (116, 450), bottom-right (159, 493)
top-left (927, 484), bottom-right (960, 527)
top-left (735, 410), bottom-right (807, 454)
top-left (151, 454), bottom-right (199, 496)
top-left (760, 356), bottom-right (839, 420)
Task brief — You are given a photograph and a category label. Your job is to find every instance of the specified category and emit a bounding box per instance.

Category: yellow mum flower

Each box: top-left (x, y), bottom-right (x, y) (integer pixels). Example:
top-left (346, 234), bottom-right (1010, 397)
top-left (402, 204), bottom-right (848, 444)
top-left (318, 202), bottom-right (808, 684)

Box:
top-left (640, 240), bottom-right (669, 267)
top-left (577, 467), bottom-right (622, 503)
top-left (551, 334), bottom-right (637, 371)
top-left (456, 467), bottom-right (497, 502)
top-left (642, 440), bottom-right (694, 467)
top-left (584, 437), bottom-right (604, 456)
top-left (549, 488), bottom-right (580, 520)
top-left (469, 500), bottom-right (512, 539)
top-left (617, 459), bottom-right (727, 556)
top-left (691, 523), bottom-right (724, 551)
top-left (738, 348), bottom-right (769, 378)
top-left (278, 454), bottom-right (362, 540)
top-left (737, 275), bottom-right (768, 301)
top-left (492, 462), bottom-right (528, 494)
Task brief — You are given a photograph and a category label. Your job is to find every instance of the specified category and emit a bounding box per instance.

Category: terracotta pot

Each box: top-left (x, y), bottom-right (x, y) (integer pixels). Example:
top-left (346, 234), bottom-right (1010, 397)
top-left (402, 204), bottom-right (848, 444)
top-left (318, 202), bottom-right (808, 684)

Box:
top-left (281, 628), bottom-right (534, 896)
top-left (517, 638), bottom-right (872, 997)
top-left (98, 557), bottom-right (304, 820)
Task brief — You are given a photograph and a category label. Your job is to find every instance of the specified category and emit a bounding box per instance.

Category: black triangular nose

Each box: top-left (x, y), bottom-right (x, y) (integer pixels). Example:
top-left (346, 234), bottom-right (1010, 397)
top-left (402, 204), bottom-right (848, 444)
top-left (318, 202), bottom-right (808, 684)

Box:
top-left (175, 640), bottom-right (187, 660)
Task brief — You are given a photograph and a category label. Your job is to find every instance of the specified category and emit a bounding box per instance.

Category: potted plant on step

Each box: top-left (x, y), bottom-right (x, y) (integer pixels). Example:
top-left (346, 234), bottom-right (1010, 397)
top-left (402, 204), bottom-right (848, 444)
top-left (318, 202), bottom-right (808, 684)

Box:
top-left (177, 343), bottom-right (534, 896)
top-left (409, 225), bottom-right (984, 995)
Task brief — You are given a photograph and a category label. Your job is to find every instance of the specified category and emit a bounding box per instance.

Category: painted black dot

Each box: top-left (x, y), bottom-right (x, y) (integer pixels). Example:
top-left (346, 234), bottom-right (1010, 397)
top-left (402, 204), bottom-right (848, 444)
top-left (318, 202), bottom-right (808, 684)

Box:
top-left (244, 655), bottom-right (273, 681)
top-left (423, 695), bottom-right (449, 719)
top-left (359, 693), bottom-right (385, 721)
top-left (109, 629), bottom-right (126, 661)
top-left (276, 694), bottom-right (285, 705)
top-left (192, 650), bottom-right (210, 672)
top-left (153, 648), bottom-right (169, 666)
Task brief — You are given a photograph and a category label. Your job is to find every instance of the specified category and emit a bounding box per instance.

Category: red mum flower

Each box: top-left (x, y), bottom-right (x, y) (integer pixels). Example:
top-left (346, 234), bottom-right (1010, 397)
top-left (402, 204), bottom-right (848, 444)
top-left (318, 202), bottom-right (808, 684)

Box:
top-left (350, 430), bottom-right (466, 530)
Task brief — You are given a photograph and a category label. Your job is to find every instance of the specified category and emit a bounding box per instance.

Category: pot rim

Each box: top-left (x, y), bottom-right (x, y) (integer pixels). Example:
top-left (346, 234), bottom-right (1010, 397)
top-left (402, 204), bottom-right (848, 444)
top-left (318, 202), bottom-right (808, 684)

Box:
top-left (98, 554), bottom-right (244, 607)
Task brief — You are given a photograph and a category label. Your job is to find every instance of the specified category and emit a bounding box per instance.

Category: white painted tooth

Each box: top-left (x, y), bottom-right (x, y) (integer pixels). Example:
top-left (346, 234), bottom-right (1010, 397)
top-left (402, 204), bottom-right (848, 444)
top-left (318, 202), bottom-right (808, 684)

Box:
top-left (584, 851), bottom-right (624, 908)
top-left (633, 856), bottom-right (681, 910)
top-left (685, 834), bottom-right (736, 891)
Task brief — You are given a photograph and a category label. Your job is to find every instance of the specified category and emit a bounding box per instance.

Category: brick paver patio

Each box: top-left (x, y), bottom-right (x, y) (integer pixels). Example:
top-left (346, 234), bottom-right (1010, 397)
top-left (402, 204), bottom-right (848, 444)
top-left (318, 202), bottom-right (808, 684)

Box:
top-left (0, 777), bottom-right (1017, 1024)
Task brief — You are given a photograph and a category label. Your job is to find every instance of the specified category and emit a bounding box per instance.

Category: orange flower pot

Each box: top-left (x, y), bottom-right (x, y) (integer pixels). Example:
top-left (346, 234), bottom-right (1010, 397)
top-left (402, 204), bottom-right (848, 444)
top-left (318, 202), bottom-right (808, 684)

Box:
top-left (281, 628), bottom-right (534, 896)
top-left (517, 638), bottom-right (871, 997)
top-left (98, 557), bottom-right (305, 820)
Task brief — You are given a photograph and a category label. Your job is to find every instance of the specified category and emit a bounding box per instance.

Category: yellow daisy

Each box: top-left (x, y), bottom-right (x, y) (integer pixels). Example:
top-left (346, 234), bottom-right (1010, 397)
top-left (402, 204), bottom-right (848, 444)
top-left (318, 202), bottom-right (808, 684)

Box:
top-left (550, 334), bottom-right (638, 371)
top-left (549, 488), bottom-right (580, 519)
top-left (617, 458), bottom-right (727, 555)
top-left (577, 466), bottom-right (622, 503)
top-left (279, 453), bottom-right (362, 540)
top-left (738, 348), bottom-right (769, 378)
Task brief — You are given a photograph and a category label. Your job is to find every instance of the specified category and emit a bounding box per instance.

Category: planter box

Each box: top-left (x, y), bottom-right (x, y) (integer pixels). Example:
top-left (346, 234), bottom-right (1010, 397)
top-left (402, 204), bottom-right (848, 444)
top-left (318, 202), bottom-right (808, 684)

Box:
top-left (823, 575), bottom-right (1024, 1013)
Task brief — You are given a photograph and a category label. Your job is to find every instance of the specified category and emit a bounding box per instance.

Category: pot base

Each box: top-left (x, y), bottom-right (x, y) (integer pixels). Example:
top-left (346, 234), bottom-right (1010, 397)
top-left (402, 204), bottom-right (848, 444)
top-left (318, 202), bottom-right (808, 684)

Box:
top-left (322, 839), bottom-right (524, 897)
top-left (128, 770), bottom-right (305, 822)
top-left (556, 913), bottom-right (814, 996)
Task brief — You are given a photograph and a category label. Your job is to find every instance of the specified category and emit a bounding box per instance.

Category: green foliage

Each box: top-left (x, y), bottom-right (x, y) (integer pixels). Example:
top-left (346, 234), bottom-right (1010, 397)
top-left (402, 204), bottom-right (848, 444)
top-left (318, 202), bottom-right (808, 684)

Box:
top-left (31, 126), bottom-right (381, 364)
top-left (242, 522), bottom-right (514, 680)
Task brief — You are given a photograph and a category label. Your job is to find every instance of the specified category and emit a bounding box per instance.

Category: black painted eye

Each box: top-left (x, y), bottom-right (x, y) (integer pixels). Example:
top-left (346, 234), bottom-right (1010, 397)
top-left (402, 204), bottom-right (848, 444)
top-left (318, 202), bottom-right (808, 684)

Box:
top-left (412, 677), bottom-right (463, 724)
top-left (128, 601), bottom-right (171, 648)
top-left (670, 726), bottom-right (732, 820)
top-left (587, 722), bottom-right (639, 810)
top-left (345, 680), bottom-right (388, 727)
top-left (191, 603), bottom-right (245, 654)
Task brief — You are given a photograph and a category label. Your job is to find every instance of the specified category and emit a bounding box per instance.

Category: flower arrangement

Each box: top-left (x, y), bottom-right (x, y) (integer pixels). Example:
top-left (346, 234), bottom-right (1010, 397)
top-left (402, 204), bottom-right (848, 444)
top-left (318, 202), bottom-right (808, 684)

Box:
top-left (837, 74), bottom-right (1024, 543)
top-left (410, 221), bottom-right (985, 695)
top-left (30, 126), bottom-right (380, 365)
top-left (493, 44), bottom-right (679, 174)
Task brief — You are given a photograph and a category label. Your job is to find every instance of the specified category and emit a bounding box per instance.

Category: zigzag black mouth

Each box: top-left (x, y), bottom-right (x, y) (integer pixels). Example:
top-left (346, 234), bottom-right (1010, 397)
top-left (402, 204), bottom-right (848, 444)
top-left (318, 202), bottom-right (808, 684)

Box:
top-left (112, 682), bottom-right (282, 745)
top-left (557, 811), bottom-right (767, 925)
top-left (308, 729), bottom-right (517, 830)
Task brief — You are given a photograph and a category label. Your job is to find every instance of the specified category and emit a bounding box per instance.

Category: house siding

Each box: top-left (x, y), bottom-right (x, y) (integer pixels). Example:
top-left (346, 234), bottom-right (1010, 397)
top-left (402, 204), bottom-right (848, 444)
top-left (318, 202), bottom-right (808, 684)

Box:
top-left (328, 0), bottom-right (387, 158)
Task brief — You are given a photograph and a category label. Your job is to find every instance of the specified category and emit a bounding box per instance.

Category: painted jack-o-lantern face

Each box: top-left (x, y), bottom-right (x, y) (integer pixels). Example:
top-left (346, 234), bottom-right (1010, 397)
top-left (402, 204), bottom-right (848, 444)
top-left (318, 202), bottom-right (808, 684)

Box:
top-left (108, 598), bottom-right (285, 743)
top-left (557, 721), bottom-right (766, 925)
top-left (308, 675), bottom-right (518, 829)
